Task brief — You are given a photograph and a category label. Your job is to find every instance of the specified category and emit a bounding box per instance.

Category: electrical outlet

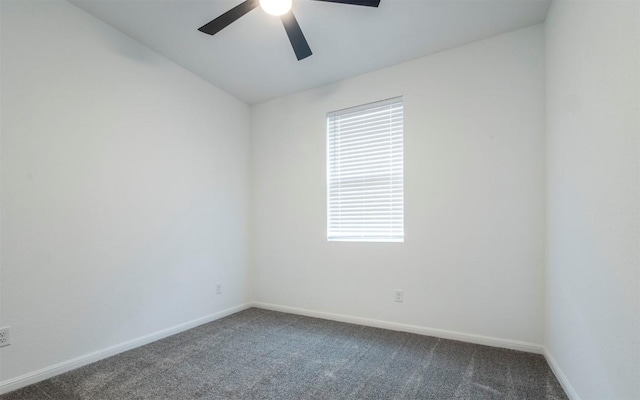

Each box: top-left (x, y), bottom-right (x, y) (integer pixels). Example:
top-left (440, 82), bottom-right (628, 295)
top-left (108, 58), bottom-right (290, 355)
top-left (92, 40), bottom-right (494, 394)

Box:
top-left (216, 283), bottom-right (222, 294)
top-left (395, 290), bottom-right (404, 303)
top-left (0, 327), bottom-right (10, 348)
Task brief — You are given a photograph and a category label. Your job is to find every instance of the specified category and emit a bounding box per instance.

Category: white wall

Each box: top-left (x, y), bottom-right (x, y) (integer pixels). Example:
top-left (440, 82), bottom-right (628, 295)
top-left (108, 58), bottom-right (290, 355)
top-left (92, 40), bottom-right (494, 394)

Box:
top-left (545, 1), bottom-right (640, 399)
top-left (251, 25), bottom-right (546, 345)
top-left (0, 0), bottom-right (250, 384)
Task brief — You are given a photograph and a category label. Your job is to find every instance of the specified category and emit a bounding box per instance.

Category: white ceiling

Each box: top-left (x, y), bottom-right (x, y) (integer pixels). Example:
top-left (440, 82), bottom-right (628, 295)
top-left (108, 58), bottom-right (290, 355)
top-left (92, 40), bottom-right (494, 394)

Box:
top-left (70, 0), bottom-right (551, 104)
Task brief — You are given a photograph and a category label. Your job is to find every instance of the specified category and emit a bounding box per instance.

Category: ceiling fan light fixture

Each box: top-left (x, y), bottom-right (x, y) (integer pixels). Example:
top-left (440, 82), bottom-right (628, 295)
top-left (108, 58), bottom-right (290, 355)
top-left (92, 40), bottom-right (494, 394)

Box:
top-left (198, 0), bottom-right (381, 61)
top-left (259, 0), bottom-right (292, 16)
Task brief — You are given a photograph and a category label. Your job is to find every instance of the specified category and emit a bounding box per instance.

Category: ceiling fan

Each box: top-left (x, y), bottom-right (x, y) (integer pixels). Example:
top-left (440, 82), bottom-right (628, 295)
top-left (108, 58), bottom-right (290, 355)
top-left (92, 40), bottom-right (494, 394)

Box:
top-left (198, 0), bottom-right (381, 61)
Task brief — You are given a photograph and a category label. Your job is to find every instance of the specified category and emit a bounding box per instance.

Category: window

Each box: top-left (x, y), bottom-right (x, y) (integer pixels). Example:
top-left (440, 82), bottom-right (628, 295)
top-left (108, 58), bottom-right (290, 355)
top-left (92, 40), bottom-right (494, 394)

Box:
top-left (327, 97), bottom-right (404, 242)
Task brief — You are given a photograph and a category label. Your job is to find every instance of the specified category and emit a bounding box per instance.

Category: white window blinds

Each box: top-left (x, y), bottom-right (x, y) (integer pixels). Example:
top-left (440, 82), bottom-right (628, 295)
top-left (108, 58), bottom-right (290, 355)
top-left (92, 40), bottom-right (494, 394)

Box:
top-left (327, 97), bottom-right (404, 242)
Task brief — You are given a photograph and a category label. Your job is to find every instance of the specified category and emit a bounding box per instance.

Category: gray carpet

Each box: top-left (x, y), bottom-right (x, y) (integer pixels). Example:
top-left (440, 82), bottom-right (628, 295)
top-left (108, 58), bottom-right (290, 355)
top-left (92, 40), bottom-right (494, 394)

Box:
top-left (1, 308), bottom-right (568, 400)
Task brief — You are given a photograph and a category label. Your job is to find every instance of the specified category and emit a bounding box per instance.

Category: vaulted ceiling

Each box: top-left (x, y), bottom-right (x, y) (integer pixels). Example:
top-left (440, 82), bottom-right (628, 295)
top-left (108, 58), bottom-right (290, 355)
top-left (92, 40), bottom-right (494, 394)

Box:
top-left (71, 0), bottom-right (551, 104)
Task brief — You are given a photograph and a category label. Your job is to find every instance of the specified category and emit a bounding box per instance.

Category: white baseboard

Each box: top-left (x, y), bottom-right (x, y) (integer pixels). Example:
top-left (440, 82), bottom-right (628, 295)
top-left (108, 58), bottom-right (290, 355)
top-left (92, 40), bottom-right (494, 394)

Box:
top-left (0, 303), bottom-right (251, 395)
top-left (543, 347), bottom-right (581, 400)
top-left (251, 301), bottom-right (544, 354)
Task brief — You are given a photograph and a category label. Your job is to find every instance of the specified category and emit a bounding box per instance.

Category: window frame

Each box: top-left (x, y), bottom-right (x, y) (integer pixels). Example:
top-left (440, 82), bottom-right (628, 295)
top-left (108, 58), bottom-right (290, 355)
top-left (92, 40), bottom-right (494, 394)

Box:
top-left (326, 96), bottom-right (405, 243)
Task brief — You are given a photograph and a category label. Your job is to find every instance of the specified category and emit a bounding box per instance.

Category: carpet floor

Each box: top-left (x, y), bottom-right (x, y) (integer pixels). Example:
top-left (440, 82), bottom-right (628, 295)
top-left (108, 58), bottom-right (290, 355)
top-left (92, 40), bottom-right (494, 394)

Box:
top-left (0, 308), bottom-right (568, 400)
